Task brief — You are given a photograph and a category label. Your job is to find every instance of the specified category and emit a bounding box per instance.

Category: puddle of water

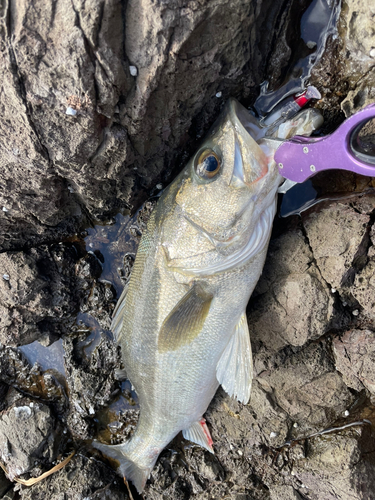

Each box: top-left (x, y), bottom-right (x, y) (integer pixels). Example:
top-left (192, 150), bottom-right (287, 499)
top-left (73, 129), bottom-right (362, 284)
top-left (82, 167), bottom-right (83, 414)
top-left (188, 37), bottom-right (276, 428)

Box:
top-left (19, 339), bottom-right (66, 377)
top-left (84, 212), bottom-right (137, 298)
top-left (254, 0), bottom-right (341, 115)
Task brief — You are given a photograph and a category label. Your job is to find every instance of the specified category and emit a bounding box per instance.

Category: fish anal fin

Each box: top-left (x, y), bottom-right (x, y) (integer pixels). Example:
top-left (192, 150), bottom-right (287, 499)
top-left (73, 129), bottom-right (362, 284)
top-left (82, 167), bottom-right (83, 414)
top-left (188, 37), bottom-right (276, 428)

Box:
top-left (182, 418), bottom-right (214, 453)
top-left (158, 283), bottom-right (213, 353)
top-left (93, 441), bottom-right (153, 494)
top-left (216, 312), bottom-right (253, 404)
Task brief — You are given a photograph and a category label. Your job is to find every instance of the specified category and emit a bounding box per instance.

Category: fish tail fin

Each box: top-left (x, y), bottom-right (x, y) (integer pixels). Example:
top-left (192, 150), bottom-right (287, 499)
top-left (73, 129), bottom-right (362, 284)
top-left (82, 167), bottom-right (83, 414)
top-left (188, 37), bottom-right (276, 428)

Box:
top-left (93, 440), bottom-right (156, 493)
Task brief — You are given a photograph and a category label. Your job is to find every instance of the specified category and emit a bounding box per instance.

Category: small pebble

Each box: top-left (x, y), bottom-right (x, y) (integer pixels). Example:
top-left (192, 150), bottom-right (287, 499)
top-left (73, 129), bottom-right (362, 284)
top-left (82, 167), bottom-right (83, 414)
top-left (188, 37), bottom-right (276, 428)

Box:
top-left (352, 309), bottom-right (359, 316)
top-left (66, 106), bottom-right (77, 116)
top-left (270, 431), bottom-right (277, 439)
top-left (68, 186), bottom-right (75, 193)
top-left (215, 91), bottom-right (222, 98)
top-left (3, 274), bottom-right (9, 280)
top-left (238, 450), bottom-right (243, 456)
top-left (344, 410), bottom-right (350, 417)
top-left (2, 206), bottom-right (8, 212)
top-left (293, 422), bottom-right (298, 428)
top-left (306, 41), bottom-right (317, 49)
top-left (156, 183), bottom-right (163, 190)
top-left (331, 288), bottom-right (336, 293)
top-left (129, 65), bottom-right (138, 76)
top-left (370, 48), bottom-right (375, 58)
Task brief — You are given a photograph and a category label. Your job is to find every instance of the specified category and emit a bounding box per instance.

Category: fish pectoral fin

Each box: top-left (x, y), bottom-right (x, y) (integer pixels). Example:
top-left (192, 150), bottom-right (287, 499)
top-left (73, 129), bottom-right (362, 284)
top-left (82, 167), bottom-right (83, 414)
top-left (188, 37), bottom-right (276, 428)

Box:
top-left (157, 283), bottom-right (213, 353)
top-left (216, 312), bottom-right (253, 404)
top-left (182, 418), bottom-right (214, 453)
top-left (111, 283), bottom-right (129, 343)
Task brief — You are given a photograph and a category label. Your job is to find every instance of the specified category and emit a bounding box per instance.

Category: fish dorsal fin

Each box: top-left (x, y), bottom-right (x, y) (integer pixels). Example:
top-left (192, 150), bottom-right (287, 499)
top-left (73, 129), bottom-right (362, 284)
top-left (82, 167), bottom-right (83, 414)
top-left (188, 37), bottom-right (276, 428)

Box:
top-left (182, 418), bottom-right (214, 453)
top-left (216, 312), bottom-right (253, 404)
top-left (158, 283), bottom-right (213, 353)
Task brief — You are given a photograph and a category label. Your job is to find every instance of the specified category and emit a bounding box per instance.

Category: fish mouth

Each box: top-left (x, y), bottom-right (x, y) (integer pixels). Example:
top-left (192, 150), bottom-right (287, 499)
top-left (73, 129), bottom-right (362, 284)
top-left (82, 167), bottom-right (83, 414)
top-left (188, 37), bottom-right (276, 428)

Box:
top-left (227, 98), bottom-right (269, 188)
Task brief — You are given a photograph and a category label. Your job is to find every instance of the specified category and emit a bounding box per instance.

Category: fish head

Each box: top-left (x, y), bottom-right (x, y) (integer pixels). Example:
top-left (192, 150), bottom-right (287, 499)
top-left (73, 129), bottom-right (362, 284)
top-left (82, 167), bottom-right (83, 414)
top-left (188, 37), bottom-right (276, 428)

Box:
top-left (160, 98), bottom-right (282, 276)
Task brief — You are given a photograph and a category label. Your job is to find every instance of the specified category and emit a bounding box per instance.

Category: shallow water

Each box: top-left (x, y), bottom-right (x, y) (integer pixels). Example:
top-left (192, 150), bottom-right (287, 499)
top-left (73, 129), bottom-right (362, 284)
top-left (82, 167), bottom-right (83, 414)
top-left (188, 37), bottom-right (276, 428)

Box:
top-left (19, 339), bottom-right (66, 377)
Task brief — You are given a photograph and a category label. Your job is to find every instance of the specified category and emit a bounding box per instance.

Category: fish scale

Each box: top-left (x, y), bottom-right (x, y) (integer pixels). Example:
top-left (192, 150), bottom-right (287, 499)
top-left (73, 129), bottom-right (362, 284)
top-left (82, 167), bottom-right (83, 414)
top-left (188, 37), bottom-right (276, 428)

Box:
top-left (93, 98), bottom-right (320, 493)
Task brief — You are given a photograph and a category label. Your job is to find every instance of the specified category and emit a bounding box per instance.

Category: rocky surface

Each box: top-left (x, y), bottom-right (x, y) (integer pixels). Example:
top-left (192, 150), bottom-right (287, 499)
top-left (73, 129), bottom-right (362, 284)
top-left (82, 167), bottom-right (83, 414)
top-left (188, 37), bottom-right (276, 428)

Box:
top-left (1, 0), bottom-right (375, 499)
top-left (0, 398), bottom-right (58, 481)
top-left (0, 0), bottom-right (292, 251)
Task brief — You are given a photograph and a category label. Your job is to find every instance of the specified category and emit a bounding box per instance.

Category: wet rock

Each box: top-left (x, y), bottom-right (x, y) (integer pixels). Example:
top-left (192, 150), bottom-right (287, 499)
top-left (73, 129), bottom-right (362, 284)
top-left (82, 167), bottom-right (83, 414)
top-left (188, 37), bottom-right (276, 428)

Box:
top-left (333, 329), bottom-right (375, 393)
top-left (248, 228), bottom-right (342, 352)
top-left (63, 333), bottom-right (120, 439)
top-left (18, 453), bottom-right (128, 500)
top-left (0, 398), bottom-right (59, 481)
top-left (0, 245), bottom-right (79, 346)
top-left (310, 0), bottom-right (375, 125)
top-left (0, 0), bottom-right (286, 249)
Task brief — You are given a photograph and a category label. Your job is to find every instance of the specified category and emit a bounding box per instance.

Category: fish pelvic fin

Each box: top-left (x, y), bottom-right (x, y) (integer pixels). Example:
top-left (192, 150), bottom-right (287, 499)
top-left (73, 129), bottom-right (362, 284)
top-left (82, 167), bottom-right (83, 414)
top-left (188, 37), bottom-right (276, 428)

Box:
top-left (158, 282), bottom-right (213, 353)
top-left (182, 418), bottom-right (214, 453)
top-left (216, 312), bottom-right (253, 404)
top-left (92, 441), bottom-right (156, 494)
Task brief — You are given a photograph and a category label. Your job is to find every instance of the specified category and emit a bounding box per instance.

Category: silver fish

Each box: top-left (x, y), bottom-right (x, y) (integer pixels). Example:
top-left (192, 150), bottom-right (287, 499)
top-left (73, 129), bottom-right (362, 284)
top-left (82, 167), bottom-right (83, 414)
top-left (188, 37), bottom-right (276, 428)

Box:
top-left (94, 98), bottom-right (305, 493)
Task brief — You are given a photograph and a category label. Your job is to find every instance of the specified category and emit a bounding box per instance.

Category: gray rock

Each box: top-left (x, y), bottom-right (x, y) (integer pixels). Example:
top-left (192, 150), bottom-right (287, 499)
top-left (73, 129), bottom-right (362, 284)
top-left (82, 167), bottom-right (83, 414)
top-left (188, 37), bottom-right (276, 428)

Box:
top-left (0, 0), bottom-right (286, 250)
top-left (248, 228), bottom-right (342, 352)
top-left (255, 341), bottom-right (355, 435)
top-left (333, 329), bottom-right (375, 393)
top-left (351, 259), bottom-right (375, 319)
top-left (302, 203), bottom-right (370, 291)
top-left (0, 399), bottom-right (57, 481)
top-left (289, 426), bottom-right (375, 500)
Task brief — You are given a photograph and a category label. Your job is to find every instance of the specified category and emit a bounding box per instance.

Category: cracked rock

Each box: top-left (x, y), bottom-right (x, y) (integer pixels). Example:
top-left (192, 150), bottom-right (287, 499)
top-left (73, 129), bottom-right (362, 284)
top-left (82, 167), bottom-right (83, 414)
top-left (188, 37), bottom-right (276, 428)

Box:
top-left (302, 202), bottom-right (370, 291)
top-left (333, 329), bottom-right (375, 394)
top-left (0, 399), bottom-right (58, 481)
top-left (248, 228), bottom-right (342, 352)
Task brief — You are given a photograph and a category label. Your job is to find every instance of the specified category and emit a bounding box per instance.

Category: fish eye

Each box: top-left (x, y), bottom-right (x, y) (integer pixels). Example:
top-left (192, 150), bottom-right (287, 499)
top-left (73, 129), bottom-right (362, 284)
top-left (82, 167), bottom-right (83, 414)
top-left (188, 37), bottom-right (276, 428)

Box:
top-left (195, 149), bottom-right (221, 179)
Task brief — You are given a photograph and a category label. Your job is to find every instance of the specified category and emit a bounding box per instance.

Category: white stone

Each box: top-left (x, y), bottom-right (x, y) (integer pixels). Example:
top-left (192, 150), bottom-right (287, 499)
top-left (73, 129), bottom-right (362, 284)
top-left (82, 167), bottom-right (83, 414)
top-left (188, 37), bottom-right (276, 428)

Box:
top-left (129, 65), bottom-right (138, 76)
top-left (66, 106), bottom-right (77, 116)
top-left (215, 91), bottom-right (222, 98)
top-left (370, 48), bottom-right (375, 58)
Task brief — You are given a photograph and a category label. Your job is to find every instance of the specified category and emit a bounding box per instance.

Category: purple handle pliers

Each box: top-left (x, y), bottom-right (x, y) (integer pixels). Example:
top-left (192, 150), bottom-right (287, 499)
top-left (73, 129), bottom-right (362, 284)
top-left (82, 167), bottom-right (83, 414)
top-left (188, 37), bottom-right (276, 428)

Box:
top-left (274, 104), bottom-right (375, 188)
